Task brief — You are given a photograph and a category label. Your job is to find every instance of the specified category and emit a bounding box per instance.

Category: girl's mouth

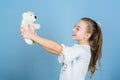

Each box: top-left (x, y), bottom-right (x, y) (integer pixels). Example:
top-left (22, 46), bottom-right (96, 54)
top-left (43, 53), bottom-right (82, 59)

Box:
top-left (72, 33), bottom-right (76, 36)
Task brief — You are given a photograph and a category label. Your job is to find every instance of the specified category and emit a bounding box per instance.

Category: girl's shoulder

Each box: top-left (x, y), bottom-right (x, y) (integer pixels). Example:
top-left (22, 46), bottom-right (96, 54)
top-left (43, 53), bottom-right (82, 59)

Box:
top-left (61, 44), bottom-right (90, 53)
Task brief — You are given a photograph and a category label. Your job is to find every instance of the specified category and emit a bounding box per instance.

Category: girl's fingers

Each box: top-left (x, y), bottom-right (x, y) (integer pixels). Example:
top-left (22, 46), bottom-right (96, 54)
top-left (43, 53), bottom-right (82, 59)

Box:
top-left (21, 24), bottom-right (31, 31)
top-left (28, 25), bottom-right (32, 31)
top-left (20, 32), bottom-right (24, 38)
top-left (28, 24), bottom-right (31, 27)
top-left (21, 26), bottom-right (28, 32)
top-left (20, 25), bottom-right (33, 39)
top-left (21, 27), bottom-right (24, 32)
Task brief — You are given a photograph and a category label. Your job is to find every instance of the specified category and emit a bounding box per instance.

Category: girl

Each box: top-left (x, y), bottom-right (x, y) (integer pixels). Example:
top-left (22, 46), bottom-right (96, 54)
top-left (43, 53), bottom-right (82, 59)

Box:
top-left (20, 17), bottom-right (102, 80)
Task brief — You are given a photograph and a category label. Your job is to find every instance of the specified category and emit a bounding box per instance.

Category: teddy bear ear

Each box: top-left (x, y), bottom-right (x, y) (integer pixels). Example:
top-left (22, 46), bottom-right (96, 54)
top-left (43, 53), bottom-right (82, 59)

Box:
top-left (22, 12), bottom-right (27, 18)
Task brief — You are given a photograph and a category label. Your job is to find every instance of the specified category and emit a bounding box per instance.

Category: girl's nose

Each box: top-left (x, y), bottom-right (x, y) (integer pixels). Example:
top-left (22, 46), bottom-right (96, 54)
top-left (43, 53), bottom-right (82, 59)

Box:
top-left (72, 28), bottom-right (75, 32)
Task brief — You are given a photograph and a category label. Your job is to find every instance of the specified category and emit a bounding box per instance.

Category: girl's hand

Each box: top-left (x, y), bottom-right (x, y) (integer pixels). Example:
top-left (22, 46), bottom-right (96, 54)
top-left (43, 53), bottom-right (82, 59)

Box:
top-left (20, 25), bottom-right (35, 39)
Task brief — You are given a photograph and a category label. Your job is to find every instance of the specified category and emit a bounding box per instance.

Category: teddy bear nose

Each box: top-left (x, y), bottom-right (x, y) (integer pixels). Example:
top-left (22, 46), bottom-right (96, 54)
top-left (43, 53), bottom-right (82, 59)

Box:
top-left (35, 16), bottom-right (37, 19)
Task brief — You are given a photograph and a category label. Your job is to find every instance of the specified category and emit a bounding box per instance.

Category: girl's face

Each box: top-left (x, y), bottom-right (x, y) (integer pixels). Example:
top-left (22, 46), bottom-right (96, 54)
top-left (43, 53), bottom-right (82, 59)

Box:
top-left (72, 20), bottom-right (88, 40)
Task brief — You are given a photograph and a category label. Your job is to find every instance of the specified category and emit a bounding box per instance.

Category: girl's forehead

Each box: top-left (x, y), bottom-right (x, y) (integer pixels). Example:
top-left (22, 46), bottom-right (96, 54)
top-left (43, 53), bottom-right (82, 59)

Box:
top-left (77, 20), bottom-right (87, 28)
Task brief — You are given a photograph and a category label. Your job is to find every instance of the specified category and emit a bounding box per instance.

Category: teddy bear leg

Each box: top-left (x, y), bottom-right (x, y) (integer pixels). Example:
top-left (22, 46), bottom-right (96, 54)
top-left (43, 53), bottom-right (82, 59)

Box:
top-left (24, 39), bottom-right (33, 45)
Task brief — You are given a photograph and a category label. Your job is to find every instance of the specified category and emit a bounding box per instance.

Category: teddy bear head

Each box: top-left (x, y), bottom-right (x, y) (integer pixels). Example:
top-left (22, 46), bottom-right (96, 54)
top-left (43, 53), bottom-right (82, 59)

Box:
top-left (22, 11), bottom-right (37, 23)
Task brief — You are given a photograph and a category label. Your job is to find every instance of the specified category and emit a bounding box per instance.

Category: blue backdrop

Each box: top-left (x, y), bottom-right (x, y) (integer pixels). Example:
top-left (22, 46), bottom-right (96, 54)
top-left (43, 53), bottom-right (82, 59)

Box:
top-left (0, 0), bottom-right (120, 80)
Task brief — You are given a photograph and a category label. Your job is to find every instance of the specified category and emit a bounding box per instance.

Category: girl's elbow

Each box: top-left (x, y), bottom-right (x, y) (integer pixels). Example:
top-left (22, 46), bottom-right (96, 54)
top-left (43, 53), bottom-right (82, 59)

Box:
top-left (56, 47), bottom-right (62, 56)
top-left (56, 50), bottom-right (62, 56)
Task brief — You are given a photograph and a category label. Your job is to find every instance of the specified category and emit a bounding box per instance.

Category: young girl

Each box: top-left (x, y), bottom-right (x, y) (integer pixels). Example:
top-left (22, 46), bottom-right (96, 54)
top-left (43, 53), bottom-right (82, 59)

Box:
top-left (20, 17), bottom-right (102, 80)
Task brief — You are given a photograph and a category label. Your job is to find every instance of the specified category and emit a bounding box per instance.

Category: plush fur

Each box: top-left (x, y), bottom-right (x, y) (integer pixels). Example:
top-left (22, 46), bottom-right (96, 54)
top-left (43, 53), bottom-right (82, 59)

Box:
top-left (21, 11), bottom-right (40, 45)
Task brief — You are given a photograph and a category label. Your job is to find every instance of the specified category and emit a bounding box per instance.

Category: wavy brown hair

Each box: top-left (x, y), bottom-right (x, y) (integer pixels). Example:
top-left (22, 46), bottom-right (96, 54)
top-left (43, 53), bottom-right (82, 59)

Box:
top-left (81, 17), bottom-right (102, 78)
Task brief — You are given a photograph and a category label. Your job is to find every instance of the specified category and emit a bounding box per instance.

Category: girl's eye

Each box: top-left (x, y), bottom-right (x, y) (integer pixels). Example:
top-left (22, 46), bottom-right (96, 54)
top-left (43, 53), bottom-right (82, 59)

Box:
top-left (76, 28), bottom-right (79, 30)
top-left (73, 25), bottom-right (80, 31)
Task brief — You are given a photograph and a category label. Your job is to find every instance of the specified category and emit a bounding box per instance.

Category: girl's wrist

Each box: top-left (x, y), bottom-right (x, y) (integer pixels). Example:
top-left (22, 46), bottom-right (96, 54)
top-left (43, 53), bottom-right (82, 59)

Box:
top-left (31, 33), bottom-right (38, 42)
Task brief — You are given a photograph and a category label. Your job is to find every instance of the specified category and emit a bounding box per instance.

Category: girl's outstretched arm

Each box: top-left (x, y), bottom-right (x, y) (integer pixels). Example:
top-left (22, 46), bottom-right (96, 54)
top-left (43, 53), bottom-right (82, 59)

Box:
top-left (20, 26), bottom-right (62, 55)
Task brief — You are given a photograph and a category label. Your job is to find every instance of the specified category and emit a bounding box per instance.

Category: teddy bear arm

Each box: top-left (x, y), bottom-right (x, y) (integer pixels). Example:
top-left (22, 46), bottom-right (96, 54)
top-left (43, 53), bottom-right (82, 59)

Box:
top-left (33, 24), bottom-right (40, 29)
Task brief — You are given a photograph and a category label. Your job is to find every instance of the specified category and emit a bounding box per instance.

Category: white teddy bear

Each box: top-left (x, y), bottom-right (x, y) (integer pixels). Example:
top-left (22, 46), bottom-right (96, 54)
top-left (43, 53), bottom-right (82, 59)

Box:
top-left (21, 11), bottom-right (40, 45)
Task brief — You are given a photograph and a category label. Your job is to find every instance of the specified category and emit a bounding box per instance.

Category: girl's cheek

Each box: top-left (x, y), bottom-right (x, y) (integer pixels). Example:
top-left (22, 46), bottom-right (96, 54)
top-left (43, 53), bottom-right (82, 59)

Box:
top-left (78, 33), bottom-right (84, 39)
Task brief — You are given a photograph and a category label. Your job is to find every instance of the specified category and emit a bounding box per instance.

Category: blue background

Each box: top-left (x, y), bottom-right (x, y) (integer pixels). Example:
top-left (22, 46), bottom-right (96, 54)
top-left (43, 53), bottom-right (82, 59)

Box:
top-left (0, 0), bottom-right (120, 80)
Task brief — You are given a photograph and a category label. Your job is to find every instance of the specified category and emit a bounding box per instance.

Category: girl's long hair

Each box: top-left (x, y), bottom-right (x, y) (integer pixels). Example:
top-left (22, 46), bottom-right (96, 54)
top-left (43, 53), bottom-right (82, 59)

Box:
top-left (81, 17), bottom-right (102, 78)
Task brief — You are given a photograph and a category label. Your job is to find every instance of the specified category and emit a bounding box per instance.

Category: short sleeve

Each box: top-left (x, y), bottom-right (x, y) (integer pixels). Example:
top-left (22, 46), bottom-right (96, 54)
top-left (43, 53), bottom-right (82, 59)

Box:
top-left (58, 44), bottom-right (88, 64)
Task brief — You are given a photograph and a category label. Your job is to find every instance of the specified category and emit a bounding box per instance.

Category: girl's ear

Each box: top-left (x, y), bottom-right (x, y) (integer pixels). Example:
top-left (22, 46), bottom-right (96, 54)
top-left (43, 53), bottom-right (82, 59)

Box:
top-left (85, 33), bottom-right (92, 40)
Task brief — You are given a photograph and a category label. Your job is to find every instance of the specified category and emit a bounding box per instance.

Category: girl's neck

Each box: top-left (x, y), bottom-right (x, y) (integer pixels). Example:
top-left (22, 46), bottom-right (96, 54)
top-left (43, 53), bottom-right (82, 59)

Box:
top-left (78, 40), bottom-right (89, 45)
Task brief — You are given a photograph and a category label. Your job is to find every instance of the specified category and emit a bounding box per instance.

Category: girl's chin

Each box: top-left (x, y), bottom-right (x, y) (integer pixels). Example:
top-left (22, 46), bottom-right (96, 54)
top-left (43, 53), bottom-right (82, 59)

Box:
top-left (72, 36), bottom-right (79, 40)
top-left (72, 37), bottom-right (76, 40)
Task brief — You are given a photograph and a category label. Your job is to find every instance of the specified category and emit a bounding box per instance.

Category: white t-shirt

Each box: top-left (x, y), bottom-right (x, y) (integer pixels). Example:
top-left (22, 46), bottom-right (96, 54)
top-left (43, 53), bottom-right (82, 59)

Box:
top-left (58, 44), bottom-right (91, 80)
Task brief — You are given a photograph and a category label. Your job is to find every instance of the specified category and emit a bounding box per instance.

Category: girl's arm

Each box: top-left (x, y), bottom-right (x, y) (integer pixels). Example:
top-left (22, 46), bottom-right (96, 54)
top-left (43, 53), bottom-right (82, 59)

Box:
top-left (20, 26), bottom-right (62, 55)
top-left (31, 34), bottom-right (62, 55)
